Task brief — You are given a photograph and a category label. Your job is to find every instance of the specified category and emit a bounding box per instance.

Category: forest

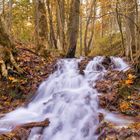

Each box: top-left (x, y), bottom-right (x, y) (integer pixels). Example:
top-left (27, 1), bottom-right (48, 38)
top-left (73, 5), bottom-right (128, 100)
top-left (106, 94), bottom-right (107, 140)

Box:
top-left (0, 0), bottom-right (140, 140)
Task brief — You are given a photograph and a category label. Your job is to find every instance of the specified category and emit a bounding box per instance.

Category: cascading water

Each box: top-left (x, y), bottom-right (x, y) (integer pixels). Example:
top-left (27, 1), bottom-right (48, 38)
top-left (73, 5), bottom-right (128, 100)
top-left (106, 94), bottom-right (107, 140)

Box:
top-left (0, 56), bottom-right (130, 140)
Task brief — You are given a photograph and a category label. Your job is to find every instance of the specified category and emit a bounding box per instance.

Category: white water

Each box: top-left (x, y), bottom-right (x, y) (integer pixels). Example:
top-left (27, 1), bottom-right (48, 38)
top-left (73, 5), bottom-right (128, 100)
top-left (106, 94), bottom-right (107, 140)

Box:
top-left (0, 56), bottom-right (130, 140)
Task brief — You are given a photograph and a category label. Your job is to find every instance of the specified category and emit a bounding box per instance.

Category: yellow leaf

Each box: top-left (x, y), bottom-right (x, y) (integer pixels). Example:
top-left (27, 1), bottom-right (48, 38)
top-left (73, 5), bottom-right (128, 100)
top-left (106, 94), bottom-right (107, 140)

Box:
top-left (4, 101), bottom-right (10, 106)
top-left (127, 96), bottom-right (131, 99)
top-left (125, 79), bottom-right (133, 85)
top-left (12, 79), bottom-right (18, 83)
top-left (8, 76), bottom-right (15, 81)
top-left (128, 74), bottom-right (136, 80)
top-left (120, 101), bottom-right (130, 112)
top-left (130, 122), bottom-right (140, 129)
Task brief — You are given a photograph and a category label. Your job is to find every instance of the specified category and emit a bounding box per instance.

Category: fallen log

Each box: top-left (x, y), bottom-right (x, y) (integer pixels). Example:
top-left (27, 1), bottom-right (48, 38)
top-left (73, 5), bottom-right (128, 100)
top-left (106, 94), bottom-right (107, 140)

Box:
top-left (14, 118), bottom-right (50, 130)
top-left (0, 118), bottom-right (50, 140)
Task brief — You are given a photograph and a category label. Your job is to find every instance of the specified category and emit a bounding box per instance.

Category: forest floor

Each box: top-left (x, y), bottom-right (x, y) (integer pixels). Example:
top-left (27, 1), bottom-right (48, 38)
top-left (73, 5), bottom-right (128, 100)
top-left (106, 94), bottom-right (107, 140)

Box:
top-left (0, 45), bottom-right (140, 139)
top-left (0, 43), bottom-right (59, 116)
top-left (80, 58), bottom-right (140, 139)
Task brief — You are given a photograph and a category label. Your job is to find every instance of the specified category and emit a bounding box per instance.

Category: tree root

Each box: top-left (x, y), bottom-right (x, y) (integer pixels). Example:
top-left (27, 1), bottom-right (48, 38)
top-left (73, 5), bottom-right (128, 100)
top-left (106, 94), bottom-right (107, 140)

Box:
top-left (9, 51), bottom-right (23, 74)
top-left (0, 59), bottom-right (8, 78)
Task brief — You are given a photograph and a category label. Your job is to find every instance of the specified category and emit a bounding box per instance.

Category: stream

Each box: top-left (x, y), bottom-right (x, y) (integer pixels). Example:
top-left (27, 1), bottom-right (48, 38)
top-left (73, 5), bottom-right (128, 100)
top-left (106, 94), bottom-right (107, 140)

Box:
top-left (0, 56), bottom-right (130, 140)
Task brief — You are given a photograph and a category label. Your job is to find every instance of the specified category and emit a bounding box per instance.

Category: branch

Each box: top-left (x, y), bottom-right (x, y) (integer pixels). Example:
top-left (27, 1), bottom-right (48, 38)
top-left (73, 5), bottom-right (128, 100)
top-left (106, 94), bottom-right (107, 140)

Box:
top-left (18, 47), bottom-right (44, 58)
top-left (95, 12), bottom-right (140, 31)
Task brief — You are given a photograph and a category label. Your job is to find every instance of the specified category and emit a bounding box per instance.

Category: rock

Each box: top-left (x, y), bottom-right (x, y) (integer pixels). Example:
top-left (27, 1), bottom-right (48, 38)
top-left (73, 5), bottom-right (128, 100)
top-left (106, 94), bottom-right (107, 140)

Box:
top-left (78, 58), bottom-right (91, 75)
top-left (102, 56), bottom-right (112, 69)
top-left (98, 113), bottom-right (104, 122)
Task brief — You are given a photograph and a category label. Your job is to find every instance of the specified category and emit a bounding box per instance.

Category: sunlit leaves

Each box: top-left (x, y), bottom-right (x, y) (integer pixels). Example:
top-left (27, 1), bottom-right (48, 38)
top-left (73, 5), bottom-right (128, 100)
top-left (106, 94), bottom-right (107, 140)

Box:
top-left (124, 73), bottom-right (136, 85)
top-left (119, 100), bottom-right (131, 112)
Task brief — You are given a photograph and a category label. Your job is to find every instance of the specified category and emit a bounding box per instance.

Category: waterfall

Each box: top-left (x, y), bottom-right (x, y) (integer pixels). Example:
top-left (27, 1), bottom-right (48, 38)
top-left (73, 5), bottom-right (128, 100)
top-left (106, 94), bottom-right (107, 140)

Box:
top-left (0, 56), bottom-right (130, 140)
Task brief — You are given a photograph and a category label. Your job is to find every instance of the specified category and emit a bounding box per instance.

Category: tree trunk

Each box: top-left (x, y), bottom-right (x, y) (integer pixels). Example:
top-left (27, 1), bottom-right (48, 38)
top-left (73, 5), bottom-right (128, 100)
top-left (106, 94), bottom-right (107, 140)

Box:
top-left (116, 0), bottom-right (125, 55)
top-left (79, 3), bottom-right (83, 56)
top-left (134, 0), bottom-right (140, 63)
top-left (46, 0), bottom-right (57, 49)
top-left (7, 0), bottom-right (12, 33)
top-left (2, 0), bottom-right (5, 16)
top-left (84, 0), bottom-right (95, 56)
top-left (34, 0), bottom-right (50, 53)
top-left (125, 0), bottom-right (136, 61)
top-left (0, 17), bottom-right (22, 78)
top-left (66, 0), bottom-right (80, 58)
top-left (87, 0), bottom-right (96, 55)
top-left (56, 0), bottom-right (66, 52)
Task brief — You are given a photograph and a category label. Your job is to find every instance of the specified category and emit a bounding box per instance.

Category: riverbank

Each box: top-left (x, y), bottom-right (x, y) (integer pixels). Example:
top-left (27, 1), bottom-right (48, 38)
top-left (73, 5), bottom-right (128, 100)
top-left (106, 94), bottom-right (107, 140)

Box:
top-left (0, 54), bottom-right (140, 139)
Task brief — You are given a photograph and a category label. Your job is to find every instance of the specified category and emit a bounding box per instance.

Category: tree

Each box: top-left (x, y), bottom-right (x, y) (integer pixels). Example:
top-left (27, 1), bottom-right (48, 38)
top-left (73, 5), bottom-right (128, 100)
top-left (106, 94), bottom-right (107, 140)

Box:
top-left (84, 0), bottom-right (96, 56)
top-left (56, 0), bottom-right (66, 52)
top-left (34, 0), bottom-right (50, 53)
top-left (46, 0), bottom-right (57, 49)
top-left (115, 0), bottom-right (125, 55)
top-left (125, 0), bottom-right (136, 61)
top-left (0, 17), bottom-right (22, 78)
top-left (66, 0), bottom-right (80, 58)
top-left (7, 0), bottom-right (12, 33)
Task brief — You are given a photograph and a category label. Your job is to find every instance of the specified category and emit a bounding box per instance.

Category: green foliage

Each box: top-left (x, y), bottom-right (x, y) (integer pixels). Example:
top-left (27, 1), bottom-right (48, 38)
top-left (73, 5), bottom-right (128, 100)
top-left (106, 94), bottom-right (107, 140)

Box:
top-left (89, 33), bottom-right (122, 56)
top-left (12, 0), bottom-right (34, 41)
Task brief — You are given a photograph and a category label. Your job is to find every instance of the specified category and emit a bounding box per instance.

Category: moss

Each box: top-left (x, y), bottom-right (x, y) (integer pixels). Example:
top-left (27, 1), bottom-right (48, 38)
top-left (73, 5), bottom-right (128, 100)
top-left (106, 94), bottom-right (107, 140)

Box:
top-left (89, 33), bottom-right (123, 56)
top-left (9, 87), bottom-right (23, 99)
top-left (134, 78), bottom-right (140, 89)
top-left (118, 85), bottom-right (133, 99)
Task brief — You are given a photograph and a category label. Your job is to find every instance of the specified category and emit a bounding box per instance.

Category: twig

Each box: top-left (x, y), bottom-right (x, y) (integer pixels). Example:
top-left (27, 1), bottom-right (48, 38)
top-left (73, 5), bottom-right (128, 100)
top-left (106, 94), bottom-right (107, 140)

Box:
top-left (18, 47), bottom-right (44, 58)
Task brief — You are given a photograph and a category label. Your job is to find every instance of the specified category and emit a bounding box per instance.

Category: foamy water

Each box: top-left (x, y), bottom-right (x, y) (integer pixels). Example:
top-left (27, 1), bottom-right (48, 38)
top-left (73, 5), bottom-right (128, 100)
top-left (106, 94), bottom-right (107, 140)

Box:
top-left (0, 56), bottom-right (130, 140)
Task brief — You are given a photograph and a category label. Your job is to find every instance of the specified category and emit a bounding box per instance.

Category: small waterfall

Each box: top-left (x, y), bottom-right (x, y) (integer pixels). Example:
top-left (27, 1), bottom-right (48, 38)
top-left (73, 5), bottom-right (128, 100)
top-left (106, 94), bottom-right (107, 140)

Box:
top-left (0, 57), bottom-right (129, 140)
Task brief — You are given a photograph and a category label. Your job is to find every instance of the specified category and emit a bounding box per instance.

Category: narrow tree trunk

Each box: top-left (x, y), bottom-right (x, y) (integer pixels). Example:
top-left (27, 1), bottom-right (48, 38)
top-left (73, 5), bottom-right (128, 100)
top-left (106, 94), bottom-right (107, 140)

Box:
top-left (56, 0), bottom-right (66, 52)
top-left (87, 0), bottom-right (96, 54)
top-left (116, 0), bottom-right (125, 55)
top-left (66, 0), bottom-right (80, 58)
top-left (79, 6), bottom-right (83, 56)
top-left (2, 0), bottom-right (5, 15)
top-left (125, 0), bottom-right (136, 61)
top-left (46, 0), bottom-right (57, 49)
top-left (7, 0), bottom-right (12, 34)
top-left (34, 0), bottom-right (39, 49)
top-left (135, 0), bottom-right (140, 61)
top-left (84, 0), bottom-right (96, 56)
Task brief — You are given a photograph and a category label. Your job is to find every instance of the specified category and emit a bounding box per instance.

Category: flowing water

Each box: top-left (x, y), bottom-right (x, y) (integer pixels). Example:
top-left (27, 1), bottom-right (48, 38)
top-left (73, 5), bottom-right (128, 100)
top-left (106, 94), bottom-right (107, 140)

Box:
top-left (0, 56), bottom-right (130, 140)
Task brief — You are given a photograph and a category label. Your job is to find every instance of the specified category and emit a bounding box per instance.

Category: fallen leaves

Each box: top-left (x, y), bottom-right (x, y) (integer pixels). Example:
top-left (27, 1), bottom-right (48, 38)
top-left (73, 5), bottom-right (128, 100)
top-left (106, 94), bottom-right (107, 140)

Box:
top-left (125, 79), bottom-right (133, 85)
top-left (0, 43), bottom-right (59, 120)
top-left (119, 101), bottom-right (131, 112)
top-left (96, 68), bottom-right (140, 117)
top-left (97, 120), bottom-right (140, 140)
top-left (124, 73), bottom-right (136, 85)
top-left (0, 95), bottom-right (24, 114)
top-left (128, 74), bottom-right (136, 80)
top-left (8, 76), bottom-right (15, 81)
top-left (130, 122), bottom-right (140, 129)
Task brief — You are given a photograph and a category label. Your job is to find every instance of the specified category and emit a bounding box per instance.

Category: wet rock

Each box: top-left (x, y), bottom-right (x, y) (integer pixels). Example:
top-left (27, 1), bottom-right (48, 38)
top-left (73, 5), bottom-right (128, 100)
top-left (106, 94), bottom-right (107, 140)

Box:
top-left (78, 58), bottom-right (91, 75)
top-left (102, 56), bottom-right (112, 69)
top-left (98, 113), bottom-right (104, 122)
